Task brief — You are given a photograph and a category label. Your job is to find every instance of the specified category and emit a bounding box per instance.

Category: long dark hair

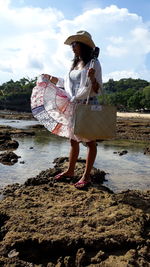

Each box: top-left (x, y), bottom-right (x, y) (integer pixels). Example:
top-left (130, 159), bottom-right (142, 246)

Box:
top-left (71, 42), bottom-right (93, 70)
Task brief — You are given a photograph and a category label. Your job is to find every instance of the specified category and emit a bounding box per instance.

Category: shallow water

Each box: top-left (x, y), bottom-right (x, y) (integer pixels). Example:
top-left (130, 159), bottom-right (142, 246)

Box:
top-left (0, 119), bottom-right (150, 192)
top-left (0, 118), bottom-right (38, 128)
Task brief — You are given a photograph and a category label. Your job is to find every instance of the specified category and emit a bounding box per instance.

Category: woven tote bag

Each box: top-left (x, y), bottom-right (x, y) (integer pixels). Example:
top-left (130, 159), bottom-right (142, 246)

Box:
top-left (73, 56), bottom-right (117, 140)
top-left (73, 103), bottom-right (116, 140)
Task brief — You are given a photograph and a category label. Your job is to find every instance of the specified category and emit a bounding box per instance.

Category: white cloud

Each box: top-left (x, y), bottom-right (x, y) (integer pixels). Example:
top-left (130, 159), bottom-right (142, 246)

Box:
top-left (106, 45), bottom-right (128, 57)
top-left (103, 70), bottom-right (139, 82)
top-left (0, 62), bottom-right (13, 73)
top-left (108, 36), bottom-right (124, 44)
top-left (0, 2), bottom-right (150, 84)
top-left (0, 0), bottom-right (10, 10)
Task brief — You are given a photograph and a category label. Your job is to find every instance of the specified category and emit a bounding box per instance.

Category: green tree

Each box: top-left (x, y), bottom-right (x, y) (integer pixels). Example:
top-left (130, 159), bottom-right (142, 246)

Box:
top-left (142, 85), bottom-right (150, 110)
top-left (127, 91), bottom-right (143, 110)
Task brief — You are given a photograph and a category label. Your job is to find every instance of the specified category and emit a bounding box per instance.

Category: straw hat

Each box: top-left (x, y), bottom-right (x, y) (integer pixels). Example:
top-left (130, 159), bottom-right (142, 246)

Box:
top-left (64, 30), bottom-right (95, 48)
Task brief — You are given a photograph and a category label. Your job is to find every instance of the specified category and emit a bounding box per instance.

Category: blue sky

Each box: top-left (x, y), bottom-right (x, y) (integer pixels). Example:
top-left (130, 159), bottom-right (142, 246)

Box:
top-left (0, 0), bottom-right (150, 84)
top-left (10, 0), bottom-right (150, 21)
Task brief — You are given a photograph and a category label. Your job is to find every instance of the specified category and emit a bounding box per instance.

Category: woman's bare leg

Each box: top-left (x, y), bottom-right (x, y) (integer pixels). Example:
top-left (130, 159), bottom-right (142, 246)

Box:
top-left (66, 139), bottom-right (80, 176)
top-left (75, 141), bottom-right (97, 185)
top-left (56, 139), bottom-right (79, 178)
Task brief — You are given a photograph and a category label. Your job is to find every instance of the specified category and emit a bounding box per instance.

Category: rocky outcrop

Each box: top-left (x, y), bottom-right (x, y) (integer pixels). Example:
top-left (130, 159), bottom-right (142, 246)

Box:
top-left (0, 111), bottom-right (34, 120)
top-left (0, 126), bottom-right (35, 137)
top-left (0, 157), bottom-right (149, 266)
top-left (0, 132), bottom-right (19, 151)
top-left (117, 117), bottom-right (150, 141)
top-left (0, 151), bottom-right (21, 165)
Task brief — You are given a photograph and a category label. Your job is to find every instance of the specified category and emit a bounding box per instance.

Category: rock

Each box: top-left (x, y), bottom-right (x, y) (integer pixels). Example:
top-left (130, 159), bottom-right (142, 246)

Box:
top-left (0, 151), bottom-right (20, 165)
top-left (8, 249), bottom-right (19, 258)
top-left (119, 150), bottom-right (128, 156)
top-left (2, 183), bottom-right (20, 196)
top-left (10, 129), bottom-right (35, 136)
top-left (25, 157), bottom-right (107, 187)
top-left (144, 147), bottom-right (150, 155)
top-left (0, 126), bottom-right (35, 138)
top-left (20, 161), bottom-right (25, 164)
top-left (117, 117), bottom-right (150, 141)
top-left (63, 256), bottom-right (72, 267)
top-left (0, 158), bottom-right (150, 266)
top-left (75, 248), bottom-right (87, 266)
top-left (113, 150), bottom-right (128, 156)
top-left (0, 133), bottom-right (19, 151)
top-left (0, 111), bottom-right (34, 120)
top-left (91, 250), bottom-right (106, 263)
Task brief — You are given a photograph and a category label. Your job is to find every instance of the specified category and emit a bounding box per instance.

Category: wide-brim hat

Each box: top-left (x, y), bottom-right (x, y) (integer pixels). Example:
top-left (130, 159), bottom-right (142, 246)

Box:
top-left (64, 30), bottom-right (95, 48)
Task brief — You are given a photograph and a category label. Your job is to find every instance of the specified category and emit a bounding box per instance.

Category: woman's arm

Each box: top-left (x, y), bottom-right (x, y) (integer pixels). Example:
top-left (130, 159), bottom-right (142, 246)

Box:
top-left (88, 68), bottom-right (99, 94)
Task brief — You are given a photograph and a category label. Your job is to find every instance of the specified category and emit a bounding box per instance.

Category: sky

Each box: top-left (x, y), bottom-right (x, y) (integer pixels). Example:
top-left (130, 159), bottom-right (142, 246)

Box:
top-left (0, 0), bottom-right (150, 84)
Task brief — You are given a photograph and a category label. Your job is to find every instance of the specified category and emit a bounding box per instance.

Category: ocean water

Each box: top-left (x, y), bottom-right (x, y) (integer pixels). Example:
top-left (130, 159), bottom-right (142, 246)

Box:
top-left (0, 119), bottom-right (150, 192)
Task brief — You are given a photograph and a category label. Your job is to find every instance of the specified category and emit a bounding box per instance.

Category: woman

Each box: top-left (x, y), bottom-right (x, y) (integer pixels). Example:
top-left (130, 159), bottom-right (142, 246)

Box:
top-left (31, 30), bottom-right (103, 189)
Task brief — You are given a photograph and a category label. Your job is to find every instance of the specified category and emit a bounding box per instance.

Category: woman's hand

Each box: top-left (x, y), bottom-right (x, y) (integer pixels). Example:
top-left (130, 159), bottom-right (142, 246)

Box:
top-left (42, 74), bottom-right (58, 85)
top-left (88, 68), bottom-right (95, 81)
top-left (42, 74), bottom-right (51, 80)
top-left (88, 68), bottom-right (99, 93)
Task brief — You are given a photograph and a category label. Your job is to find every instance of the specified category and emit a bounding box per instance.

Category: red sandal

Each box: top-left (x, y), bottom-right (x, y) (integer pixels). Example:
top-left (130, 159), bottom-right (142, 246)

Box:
top-left (74, 180), bottom-right (91, 189)
top-left (54, 172), bottom-right (74, 180)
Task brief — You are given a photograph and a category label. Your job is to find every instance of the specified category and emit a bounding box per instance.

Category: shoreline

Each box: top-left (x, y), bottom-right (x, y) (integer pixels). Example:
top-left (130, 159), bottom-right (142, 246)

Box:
top-left (0, 110), bottom-right (150, 119)
top-left (0, 110), bottom-right (150, 144)
top-left (117, 112), bottom-right (150, 119)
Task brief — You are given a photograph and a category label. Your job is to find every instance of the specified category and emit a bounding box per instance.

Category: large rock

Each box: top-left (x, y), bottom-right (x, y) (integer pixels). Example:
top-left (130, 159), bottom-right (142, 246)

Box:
top-left (0, 157), bottom-right (149, 266)
top-left (0, 151), bottom-right (20, 165)
top-left (0, 133), bottom-right (19, 151)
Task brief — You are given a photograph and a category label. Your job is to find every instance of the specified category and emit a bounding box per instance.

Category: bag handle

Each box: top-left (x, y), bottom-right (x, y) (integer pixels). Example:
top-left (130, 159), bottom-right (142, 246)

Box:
top-left (86, 58), bottom-right (95, 104)
top-left (85, 47), bottom-right (105, 105)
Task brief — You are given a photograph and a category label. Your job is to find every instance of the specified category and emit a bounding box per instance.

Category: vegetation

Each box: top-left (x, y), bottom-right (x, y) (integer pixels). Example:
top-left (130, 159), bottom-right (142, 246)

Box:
top-left (101, 78), bottom-right (150, 112)
top-left (0, 78), bottom-right (36, 112)
top-left (0, 77), bottom-right (150, 112)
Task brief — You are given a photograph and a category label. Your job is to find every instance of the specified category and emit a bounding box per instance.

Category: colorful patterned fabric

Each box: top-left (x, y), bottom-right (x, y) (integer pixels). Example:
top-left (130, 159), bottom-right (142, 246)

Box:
top-left (31, 75), bottom-right (100, 142)
top-left (31, 75), bottom-right (74, 139)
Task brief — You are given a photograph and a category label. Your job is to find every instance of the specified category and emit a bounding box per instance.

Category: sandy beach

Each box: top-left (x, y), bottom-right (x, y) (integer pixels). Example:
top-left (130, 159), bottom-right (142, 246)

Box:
top-left (117, 112), bottom-right (150, 119)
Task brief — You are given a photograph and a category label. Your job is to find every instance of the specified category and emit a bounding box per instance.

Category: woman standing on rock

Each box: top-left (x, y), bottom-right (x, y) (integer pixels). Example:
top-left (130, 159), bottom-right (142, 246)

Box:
top-left (31, 30), bottom-right (103, 189)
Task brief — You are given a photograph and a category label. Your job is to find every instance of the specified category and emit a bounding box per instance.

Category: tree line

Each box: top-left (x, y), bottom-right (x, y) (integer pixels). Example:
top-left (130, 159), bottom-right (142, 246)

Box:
top-left (102, 78), bottom-right (150, 111)
top-left (0, 78), bottom-right (36, 112)
top-left (0, 77), bottom-right (150, 112)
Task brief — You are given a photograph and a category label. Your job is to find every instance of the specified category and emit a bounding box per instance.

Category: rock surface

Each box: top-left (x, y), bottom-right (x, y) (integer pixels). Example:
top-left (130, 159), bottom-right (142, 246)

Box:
top-left (0, 111), bottom-right (33, 120)
top-left (0, 151), bottom-right (21, 165)
top-left (0, 125), bottom-right (35, 137)
top-left (0, 157), bottom-right (150, 267)
top-left (117, 117), bottom-right (150, 141)
top-left (0, 132), bottom-right (19, 151)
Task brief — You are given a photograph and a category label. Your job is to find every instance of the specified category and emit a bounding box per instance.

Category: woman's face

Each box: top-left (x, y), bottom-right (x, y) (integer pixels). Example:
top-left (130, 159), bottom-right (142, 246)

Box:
top-left (71, 42), bottom-right (81, 57)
